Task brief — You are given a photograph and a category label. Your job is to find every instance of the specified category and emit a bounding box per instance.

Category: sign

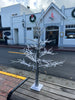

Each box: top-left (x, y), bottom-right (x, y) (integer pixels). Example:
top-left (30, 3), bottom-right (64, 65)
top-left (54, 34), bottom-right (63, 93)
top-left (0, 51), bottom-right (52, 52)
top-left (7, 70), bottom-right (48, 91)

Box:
top-left (49, 12), bottom-right (54, 20)
top-left (72, 9), bottom-right (75, 18)
top-left (60, 32), bottom-right (64, 37)
top-left (4, 32), bottom-right (11, 36)
top-left (51, 13), bottom-right (54, 18)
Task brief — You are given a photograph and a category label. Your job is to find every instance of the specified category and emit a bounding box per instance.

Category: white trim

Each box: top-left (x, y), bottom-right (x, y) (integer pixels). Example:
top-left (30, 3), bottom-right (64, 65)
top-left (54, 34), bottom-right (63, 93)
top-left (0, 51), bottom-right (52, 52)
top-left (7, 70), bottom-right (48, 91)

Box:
top-left (40, 2), bottom-right (67, 21)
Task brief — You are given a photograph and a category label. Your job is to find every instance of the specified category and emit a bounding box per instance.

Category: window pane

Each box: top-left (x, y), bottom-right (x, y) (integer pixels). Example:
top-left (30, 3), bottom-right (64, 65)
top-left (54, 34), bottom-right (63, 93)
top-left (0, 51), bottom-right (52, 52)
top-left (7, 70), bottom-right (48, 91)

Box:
top-left (27, 27), bottom-right (31, 30)
top-left (65, 29), bottom-right (75, 39)
top-left (33, 27), bottom-right (40, 39)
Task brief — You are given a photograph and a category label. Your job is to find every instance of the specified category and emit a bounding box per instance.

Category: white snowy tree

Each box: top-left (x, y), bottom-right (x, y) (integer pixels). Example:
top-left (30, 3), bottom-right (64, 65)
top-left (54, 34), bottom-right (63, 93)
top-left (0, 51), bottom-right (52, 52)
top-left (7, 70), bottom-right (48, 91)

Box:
top-left (12, 21), bottom-right (64, 91)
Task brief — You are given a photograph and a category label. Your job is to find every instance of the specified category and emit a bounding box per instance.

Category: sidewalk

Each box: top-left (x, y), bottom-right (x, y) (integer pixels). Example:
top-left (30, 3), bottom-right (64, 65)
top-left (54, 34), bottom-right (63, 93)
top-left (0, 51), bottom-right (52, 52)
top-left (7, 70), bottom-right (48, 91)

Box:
top-left (0, 69), bottom-right (75, 100)
top-left (54, 47), bottom-right (75, 52)
top-left (0, 45), bottom-right (75, 99)
top-left (0, 72), bottom-right (23, 100)
top-left (0, 44), bottom-right (26, 49)
top-left (0, 44), bottom-right (75, 52)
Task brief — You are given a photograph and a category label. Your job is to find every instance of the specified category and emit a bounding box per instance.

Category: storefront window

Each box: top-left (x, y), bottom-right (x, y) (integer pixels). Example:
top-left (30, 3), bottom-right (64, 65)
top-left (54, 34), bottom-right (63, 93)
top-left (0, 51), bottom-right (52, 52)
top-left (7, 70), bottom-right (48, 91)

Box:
top-left (33, 27), bottom-right (40, 39)
top-left (66, 24), bottom-right (75, 28)
top-left (27, 27), bottom-right (32, 30)
top-left (65, 30), bottom-right (75, 39)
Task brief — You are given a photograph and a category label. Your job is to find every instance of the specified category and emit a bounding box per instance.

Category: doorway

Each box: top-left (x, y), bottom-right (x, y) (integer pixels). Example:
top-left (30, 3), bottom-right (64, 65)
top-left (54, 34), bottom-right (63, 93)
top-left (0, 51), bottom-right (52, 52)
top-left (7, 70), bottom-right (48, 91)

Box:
top-left (46, 26), bottom-right (59, 47)
top-left (14, 29), bottom-right (19, 45)
top-left (0, 31), bottom-right (3, 39)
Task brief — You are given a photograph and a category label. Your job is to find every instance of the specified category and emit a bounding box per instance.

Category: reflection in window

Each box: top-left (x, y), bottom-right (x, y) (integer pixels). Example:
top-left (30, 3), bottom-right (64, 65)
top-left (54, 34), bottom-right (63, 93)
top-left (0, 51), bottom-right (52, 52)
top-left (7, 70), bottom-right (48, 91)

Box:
top-left (33, 27), bottom-right (40, 39)
top-left (65, 30), bottom-right (75, 39)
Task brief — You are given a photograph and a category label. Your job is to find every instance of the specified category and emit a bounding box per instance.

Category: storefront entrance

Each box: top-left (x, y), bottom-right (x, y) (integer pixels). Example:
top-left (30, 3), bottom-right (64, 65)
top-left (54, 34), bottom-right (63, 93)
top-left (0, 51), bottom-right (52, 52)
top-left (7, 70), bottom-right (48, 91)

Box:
top-left (46, 26), bottom-right (59, 47)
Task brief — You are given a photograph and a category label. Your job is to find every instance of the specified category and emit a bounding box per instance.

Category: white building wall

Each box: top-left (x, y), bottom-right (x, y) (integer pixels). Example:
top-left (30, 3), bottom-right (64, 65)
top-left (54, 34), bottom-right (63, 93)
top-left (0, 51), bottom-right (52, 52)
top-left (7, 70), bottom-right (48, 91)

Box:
top-left (1, 4), bottom-right (33, 45)
top-left (63, 39), bottom-right (75, 47)
top-left (43, 7), bottom-right (65, 47)
top-left (1, 4), bottom-right (33, 28)
top-left (25, 13), bottom-right (42, 45)
top-left (20, 5), bottom-right (33, 15)
top-left (44, 8), bottom-right (62, 24)
top-left (1, 4), bottom-right (21, 27)
top-left (63, 8), bottom-right (75, 47)
top-left (12, 15), bottom-right (25, 45)
top-left (64, 8), bottom-right (75, 24)
top-left (1, 3), bottom-right (75, 47)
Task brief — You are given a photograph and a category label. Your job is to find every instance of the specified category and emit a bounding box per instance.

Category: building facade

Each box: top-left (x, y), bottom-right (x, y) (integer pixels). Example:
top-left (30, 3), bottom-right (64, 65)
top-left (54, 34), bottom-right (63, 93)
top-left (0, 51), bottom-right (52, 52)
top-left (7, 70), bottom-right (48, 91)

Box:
top-left (1, 3), bottom-right (75, 47)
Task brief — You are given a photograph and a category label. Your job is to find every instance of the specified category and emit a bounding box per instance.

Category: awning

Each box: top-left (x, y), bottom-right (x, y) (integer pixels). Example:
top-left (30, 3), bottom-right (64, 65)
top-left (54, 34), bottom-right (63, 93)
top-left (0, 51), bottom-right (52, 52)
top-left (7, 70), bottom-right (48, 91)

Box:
top-left (0, 27), bottom-right (10, 31)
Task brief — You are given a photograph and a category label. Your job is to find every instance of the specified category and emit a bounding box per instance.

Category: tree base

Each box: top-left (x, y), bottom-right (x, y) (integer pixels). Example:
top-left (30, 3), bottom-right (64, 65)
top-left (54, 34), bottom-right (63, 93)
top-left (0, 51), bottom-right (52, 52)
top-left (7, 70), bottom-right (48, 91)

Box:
top-left (30, 83), bottom-right (43, 91)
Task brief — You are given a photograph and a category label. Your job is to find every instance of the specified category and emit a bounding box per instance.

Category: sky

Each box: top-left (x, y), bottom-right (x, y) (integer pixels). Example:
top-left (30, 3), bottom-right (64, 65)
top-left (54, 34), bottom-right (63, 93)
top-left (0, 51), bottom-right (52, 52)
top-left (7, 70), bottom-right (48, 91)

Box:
top-left (0, 0), bottom-right (75, 12)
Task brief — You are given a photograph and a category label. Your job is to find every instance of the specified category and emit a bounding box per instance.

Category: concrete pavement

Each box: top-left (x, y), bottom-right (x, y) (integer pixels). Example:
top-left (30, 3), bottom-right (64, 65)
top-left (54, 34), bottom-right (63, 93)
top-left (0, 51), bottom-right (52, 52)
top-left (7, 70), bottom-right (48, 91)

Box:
top-left (0, 71), bottom-right (23, 100)
top-left (0, 44), bottom-right (75, 99)
top-left (0, 67), bottom-right (75, 100)
top-left (0, 45), bottom-right (75, 81)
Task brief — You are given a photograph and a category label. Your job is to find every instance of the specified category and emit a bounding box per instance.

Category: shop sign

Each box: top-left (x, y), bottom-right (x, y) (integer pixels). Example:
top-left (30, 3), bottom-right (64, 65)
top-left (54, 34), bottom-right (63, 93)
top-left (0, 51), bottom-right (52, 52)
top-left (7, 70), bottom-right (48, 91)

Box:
top-left (4, 32), bottom-right (11, 36)
top-left (49, 12), bottom-right (54, 20)
top-left (60, 32), bottom-right (64, 37)
top-left (72, 9), bottom-right (75, 18)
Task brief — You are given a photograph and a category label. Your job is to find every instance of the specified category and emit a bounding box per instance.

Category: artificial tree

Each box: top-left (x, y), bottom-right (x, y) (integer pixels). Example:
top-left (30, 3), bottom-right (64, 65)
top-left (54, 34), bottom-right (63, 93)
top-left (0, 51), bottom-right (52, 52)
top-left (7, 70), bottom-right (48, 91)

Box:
top-left (12, 22), bottom-right (64, 91)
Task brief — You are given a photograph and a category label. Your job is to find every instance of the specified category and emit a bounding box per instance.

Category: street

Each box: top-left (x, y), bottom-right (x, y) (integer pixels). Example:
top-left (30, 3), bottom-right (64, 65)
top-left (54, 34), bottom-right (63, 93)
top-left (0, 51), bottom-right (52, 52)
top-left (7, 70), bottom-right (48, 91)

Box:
top-left (0, 47), bottom-right (75, 81)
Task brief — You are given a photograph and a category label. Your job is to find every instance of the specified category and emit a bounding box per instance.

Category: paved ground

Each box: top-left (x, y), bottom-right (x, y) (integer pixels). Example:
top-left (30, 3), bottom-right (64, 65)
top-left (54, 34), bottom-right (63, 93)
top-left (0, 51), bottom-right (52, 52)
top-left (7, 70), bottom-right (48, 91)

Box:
top-left (1, 45), bottom-right (75, 99)
top-left (1, 65), bottom-right (75, 89)
top-left (0, 69), bottom-right (75, 100)
top-left (10, 77), bottom-right (75, 100)
top-left (0, 72), bottom-right (23, 100)
top-left (0, 46), bottom-right (75, 81)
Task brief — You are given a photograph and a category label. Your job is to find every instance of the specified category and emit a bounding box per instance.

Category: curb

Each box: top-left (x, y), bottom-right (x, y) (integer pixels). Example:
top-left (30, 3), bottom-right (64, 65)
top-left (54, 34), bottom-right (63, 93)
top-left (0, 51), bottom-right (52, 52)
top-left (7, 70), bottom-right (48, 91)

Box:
top-left (0, 45), bottom-right (25, 49)
top-left (0, 45), bottom-right (75, 52)
top-left (0, 71), bottom-right (26, 80)
top-left (53, 48), bottom-right (75, 52)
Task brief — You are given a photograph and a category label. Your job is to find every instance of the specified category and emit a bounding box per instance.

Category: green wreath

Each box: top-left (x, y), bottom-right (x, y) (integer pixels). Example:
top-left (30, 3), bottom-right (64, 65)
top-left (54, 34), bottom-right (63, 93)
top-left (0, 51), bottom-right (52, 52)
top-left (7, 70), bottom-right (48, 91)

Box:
top-left (72, 9), bottom-right (75, 18)
top-left (29, 14), bottom-right (36, 22)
